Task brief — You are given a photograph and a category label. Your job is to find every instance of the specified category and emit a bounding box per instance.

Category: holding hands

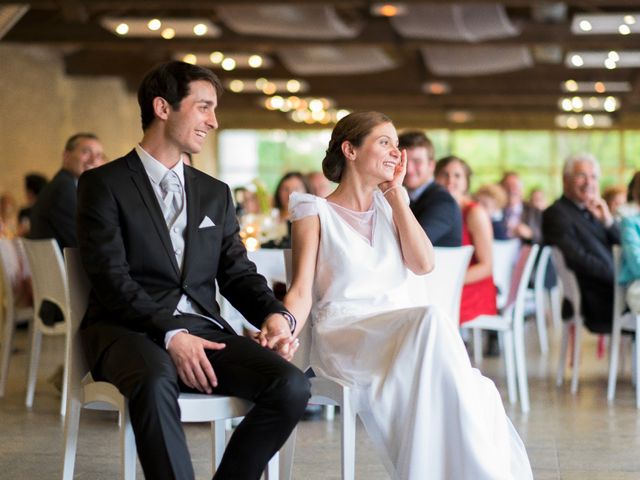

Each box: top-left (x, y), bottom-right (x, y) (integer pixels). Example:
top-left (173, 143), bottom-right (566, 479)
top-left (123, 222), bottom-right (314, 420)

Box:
top-left (255, 313), bottom-right (300, 361)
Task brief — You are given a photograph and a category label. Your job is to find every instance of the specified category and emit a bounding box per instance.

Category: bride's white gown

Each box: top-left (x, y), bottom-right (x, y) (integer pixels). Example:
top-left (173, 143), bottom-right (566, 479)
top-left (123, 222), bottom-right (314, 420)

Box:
top-left (290, 191), bottom-right (533, 480)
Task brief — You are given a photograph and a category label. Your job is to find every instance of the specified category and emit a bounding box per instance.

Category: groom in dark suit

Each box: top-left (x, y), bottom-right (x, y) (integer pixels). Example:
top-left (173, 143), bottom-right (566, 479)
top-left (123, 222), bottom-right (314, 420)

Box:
top-left (399, 131), bottom-right (462, 247)
top-left (76, 61), bottom-right (310, 479)
top-left (542, 153), bottom-right (619, 333)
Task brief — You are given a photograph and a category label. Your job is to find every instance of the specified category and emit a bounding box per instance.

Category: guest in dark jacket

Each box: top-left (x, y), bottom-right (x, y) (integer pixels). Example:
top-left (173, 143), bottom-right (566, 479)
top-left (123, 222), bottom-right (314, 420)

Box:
top-left (542, 153), bottom-right (619, 333)
top-left (400, 131), bottom-right (462, 247)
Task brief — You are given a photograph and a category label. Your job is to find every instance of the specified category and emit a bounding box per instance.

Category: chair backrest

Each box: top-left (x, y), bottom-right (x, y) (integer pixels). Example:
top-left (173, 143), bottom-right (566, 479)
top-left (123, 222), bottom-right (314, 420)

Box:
top-left (62, 248), bottom-right (91, 393)
top-left (247, 249), bottom-right (286, 287)
top-left (492, 239), bottom-right (521, 310)
top-left (505, 244), bottom-right (540, 324)
top-left (533, 245), bottom-right (552, 293)
top-left (612, 245), bottom-right (626, 324)
top-left (422, 245), bottom-right (474, 325)
top-left (0, 239), bottom-right (20, 314)
top-left (550, 246), bottom-right (581, 316)
top-left (22, 239), bottom-right (68, 323)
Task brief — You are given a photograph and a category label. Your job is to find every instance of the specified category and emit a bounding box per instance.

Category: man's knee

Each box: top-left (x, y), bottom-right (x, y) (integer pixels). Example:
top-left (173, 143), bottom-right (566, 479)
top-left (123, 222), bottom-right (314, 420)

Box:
top-left (272, 366), bottom-right (311, 415)
top-left (130, 371), bottom-right (180, 407)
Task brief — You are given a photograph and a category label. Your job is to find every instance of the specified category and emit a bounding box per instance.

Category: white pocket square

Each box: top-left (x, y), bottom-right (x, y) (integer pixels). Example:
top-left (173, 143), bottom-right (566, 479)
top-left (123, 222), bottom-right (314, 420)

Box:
top-left (199, 216), bottom-right (216, 228)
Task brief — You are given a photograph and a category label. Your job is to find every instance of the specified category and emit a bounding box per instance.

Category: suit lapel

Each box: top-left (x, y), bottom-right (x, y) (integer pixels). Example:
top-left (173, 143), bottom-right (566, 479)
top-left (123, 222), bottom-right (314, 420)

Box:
top-left (181, 166), bottom-right (200, 281)
top-left (126, 152), bottom-right (181, 277)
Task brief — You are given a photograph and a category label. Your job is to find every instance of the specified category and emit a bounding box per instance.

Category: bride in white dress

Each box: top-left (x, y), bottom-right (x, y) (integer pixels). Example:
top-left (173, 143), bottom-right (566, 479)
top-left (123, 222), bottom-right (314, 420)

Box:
top-left (267, 112), bottom-right (532, 479)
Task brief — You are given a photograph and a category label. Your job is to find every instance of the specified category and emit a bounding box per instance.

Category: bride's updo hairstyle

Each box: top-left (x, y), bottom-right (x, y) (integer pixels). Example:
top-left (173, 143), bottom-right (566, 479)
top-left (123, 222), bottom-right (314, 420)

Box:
top-left (322, 111), bottom-right (391, 183)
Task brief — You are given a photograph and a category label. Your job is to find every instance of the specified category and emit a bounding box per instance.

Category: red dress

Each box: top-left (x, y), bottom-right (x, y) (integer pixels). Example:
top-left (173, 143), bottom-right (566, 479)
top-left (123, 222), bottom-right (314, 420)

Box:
top-left (459, 202), bottom-right (498, 324)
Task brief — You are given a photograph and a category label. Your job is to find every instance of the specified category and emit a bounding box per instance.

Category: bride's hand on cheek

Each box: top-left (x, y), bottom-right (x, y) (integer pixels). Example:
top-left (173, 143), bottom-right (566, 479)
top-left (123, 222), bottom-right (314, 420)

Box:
top-left (379, 148), bottom-right (407, 192)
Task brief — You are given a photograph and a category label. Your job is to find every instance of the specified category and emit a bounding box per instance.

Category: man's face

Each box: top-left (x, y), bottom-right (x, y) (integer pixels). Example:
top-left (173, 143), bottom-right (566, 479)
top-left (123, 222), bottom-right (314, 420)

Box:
top-left (502, 174), bottom-right (523, 206)
top-left (403, 146), bottom-right (434, 190)
top-left (165, 80), bottom-right (218, 155)
top-left (564, 160), bottom-right (599, 205)
top-left (63, 138), bottom-right (104, 178)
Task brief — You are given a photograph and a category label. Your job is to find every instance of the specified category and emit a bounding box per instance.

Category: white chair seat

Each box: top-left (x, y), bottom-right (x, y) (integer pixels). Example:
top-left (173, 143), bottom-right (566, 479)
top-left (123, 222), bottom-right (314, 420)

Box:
top-left (464, 314), bottom-right (511, 332)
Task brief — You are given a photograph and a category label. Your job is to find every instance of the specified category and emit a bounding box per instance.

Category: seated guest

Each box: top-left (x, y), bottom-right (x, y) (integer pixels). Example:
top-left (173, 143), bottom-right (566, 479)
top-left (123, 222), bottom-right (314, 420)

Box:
top-left (17, 173), bottom-right (48, 237)
top-left (542, 153), bottom-right (619, 334)
top-left (305, 171), bottom-right (333, 198)
top-left (500, 171), bottom-right (542, 243)
top-left (602, 185), bottom-right (628, 221)
top-left (529, 187), bottom-right (548, 211)
top-left (475, 184), bottom-right (509, 240)
top-left (619, 176), bottom-right (640, 312)
top-left (29, 132), bottom-right (104, 250)
top-left (400, 131), bottom-right (462, 246)
top-left (435, 156), bottom-right (497, 324)
top-left (266, 172), bottom-right (309, 248)
top-left (76, 60), bottom-right (309, 479)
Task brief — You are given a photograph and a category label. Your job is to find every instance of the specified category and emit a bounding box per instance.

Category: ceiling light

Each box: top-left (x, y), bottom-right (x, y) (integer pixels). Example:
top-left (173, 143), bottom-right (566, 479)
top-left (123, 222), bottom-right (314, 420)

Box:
top-left (115, 23), bottom-right (129, 35)
top-left (210, 51), bottom-right (224, 64)
top-left (193, 23), bottom-right (208, 36)
top-left (446, 110), bottom-right (473, 124)
top-left (604, 57), bottom-right (617, 69)
top-left (604, 97), bottom-right (618, 112)
top-left (571, 96), bottom-right (583, 111)
top-left (566, 117), bottom-right (579, 129)
top-left (583, 114), bottom-right (595, 127)
top-left (566, 51), bottom-right (640, 68)
top-left (619, 24), bottom-right (631, 35)
top-left (336, 109), bottom-right (351, 121)
top-left (270, 96), bottom-right (285, 110)
top-left (229, 80), bottom-right (244, 93)
top-left (147, 19), bottom-right (161, 31)
top-left (560, 98), bottom-right (573, 111)
top-left (608, 51), bottom-right (620, 61)
top-left (262, 82), bottom-right (277, 95)
top-left (309, 99), bottom-right (324, 112)
top-left (221, 58), bottom-right (236, 71)
top-left (422, 81), bottom-right (450, 95)
top-left (579, 20), bottom-right (592, 32)
top-left (371, 3), bottom-right (407, 17)
top-left (564, 80), bottom-right (578, 92)
top-left (594, 82), bottom-right (606, 93)
top-left (624, 15), bottom-right (636, 25)
top-left (182, 54), bottom-right (197, 65)
top-left (248, 55), bottom-right (263, 68)
top-left (571, 54), bottom-right (584, 67)
top-left (161, 28), bottom-right (175, 40)
top-left (286, 79), bottom-right (301, 93)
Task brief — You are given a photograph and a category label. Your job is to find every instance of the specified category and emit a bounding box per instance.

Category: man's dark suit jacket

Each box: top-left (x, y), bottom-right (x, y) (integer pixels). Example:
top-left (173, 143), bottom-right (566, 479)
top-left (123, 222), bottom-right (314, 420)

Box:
top-left (29, 168), bottom-right (77, 249)
top-left (76, 150), bottom-right (286, 371)
top-left (542, 195), bottom-right (620, 333)
top-left (410, 182), bottom-right (462, 247)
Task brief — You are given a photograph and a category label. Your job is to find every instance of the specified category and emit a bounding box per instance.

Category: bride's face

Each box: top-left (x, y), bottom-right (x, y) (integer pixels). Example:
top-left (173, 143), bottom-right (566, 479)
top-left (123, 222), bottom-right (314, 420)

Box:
top-left (351, 122), bottom-right (400, 183)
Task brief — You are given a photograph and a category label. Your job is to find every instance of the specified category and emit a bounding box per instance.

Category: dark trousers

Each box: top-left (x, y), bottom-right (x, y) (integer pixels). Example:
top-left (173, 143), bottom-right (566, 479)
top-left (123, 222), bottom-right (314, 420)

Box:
top-left (93, 321), bottom-right (310, 480)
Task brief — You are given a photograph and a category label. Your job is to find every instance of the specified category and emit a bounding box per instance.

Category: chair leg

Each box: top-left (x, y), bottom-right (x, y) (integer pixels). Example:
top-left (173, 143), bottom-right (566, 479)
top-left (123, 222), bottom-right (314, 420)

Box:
top-left (502, 330), bottom-right (517, 405)
top-left (570, 322), bottom-right (582, 395)
top-left (120, 405), bottom-right (137, 480)
top-left (535, 286), bottom-right (549, 355)
top-left (514, 328), bottom-right (530, 413)
top-left (607, 319), bottom-right (622, 403)
top-left (473, 329), bottom-right (483, 364)
top-left (325, 405), bottom-right (336, 421)
top-left (263, 452), bottom-right (279, 480)
top-left (635, 317), bottom-right (640, 409)
top-left (25, 325), bottom-right (42, 408)
top-left (0, 309), bottom-right (16, 397)
top-left (212, 420), bottom-right (226, 471)
top-left (556, 321), bottom-right (570, 387)
top-left (341, 389), bottom-right (356, 480)
top-left (61, 396), bottom-right (82, 480)
top-left (549, 286), bottom-right (562, 332)
top-left (279, 427), bottom-right (297, 480)
top-left (60, 334), bottom-right (70, 416)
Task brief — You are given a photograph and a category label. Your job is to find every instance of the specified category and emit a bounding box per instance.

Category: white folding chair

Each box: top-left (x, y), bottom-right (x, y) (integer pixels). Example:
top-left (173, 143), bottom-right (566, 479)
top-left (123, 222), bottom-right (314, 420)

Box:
top-left (0, 238), bottom-right (34, 397)
top-left (607, 245), bottom-right (640, 408)
top-left (462, 244), bottom-right (539, 413)
top-left (551, 246), bottom-right (585, 394)
top-left (280, 249), bottom-right (361, 480)
top-left (422, 245), bottom-right (474, 325)
top-left (62, 248), bottom-right (279, 480)
top-left (472, 239), bottom-right (520, 363)
top-left (21, 238), bottom-right (69, 415)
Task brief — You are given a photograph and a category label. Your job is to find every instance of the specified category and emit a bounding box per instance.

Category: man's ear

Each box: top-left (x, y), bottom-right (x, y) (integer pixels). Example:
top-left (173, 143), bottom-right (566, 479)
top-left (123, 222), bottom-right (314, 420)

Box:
top-left (152, 96), bottom-right (171, 121)
top-left (341, 141), bottom-right (356, 161)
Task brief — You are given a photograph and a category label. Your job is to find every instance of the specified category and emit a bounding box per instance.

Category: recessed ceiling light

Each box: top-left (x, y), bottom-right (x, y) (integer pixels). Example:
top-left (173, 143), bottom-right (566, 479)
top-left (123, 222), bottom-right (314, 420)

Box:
top-left (422, 81), bottom-right (450, 95)
top-left (564, 79), bottom-right (578, 92)
top-left (571, 54), bottom-right (584, 67)
top-left (604, 58), bottom-right (617, 69)
top-left (182, 54), bottom-right (197, 65)
top-left (566, 117), bottom-right (579, 129)
top-left (608, 51), bottom-right (620, 61)
top-left (624, 15), bottom-right (636, 25)
top-left (583, 114), bottom-right (595, 127)
top-left (579, 20), bottom-right (592, 31)
top-left (619, 24), bottom-right (631, 35)
top-left (115, 23), bottom-right (129, 35)
top-left (262, 82), bottom-right (277, 95)
top-left (594, 82), bottom-right (606, 93)
top-left (370, 3), bottom-right (407, 17)
top-left (102, 17), bottom-right (220, 38)
top-left (147, 19), bottom-right (161, 31)
top-left (221, 58), bottom-right (236, 71)
top-left (604, 97), bottom-right (618, 112)
top-left (248, 55), bottom-right (263, 68)
top-left (571, 96), bottom-right (583, 111)
top-left (446, 110), bottom-right (473, 124)
top-left (286, 79), bottom-right (301, 93)
top-left (561, 98), bottom-right (573, 111)
top-left (210, 51), bottom-right (224, 64)
top-left (229, 80), bottom-right (244, 93)
top-left (161, 28), bottom-right (175, 40)
top-left (193, 23), bottom-right (208, 36)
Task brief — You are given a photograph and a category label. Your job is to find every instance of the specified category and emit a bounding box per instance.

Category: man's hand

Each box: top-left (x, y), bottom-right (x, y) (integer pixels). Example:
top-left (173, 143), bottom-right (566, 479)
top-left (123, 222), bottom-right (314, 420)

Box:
top-left (167, 332), bottom-right (226, 394)
top-left (255, 313), bottom-right (299, 361)
top-left (587, 196), bottom-right (614, 226)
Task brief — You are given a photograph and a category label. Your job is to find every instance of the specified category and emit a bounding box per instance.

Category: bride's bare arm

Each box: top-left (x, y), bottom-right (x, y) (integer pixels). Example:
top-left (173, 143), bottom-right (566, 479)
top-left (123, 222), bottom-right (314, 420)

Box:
top-left (284, 214), bottom-right (321, 336)
top-left (380, 150), bottom-right (434, 275)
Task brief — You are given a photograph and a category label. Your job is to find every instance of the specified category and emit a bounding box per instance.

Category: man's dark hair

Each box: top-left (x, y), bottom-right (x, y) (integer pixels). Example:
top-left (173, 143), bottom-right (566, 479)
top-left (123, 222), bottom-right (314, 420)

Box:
top-left (25, 173), bottom-right (48, 196)
top-left (398, 131), bottom-right (435, 162)
top-left (64, 133), bottom-right (99, 152)
top-left (138, 61), bottom-right (223, 131)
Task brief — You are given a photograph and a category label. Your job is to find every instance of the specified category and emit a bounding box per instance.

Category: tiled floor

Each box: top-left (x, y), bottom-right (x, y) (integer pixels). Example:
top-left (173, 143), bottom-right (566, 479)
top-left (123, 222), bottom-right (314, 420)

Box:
top-left (1, 320), bottom-right (639, 479)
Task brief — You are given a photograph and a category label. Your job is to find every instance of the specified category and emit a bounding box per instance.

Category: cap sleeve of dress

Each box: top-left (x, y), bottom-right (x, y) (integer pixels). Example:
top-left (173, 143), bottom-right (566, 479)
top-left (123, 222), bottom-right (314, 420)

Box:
top-left (289, 192), bottom-right (319, 221)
